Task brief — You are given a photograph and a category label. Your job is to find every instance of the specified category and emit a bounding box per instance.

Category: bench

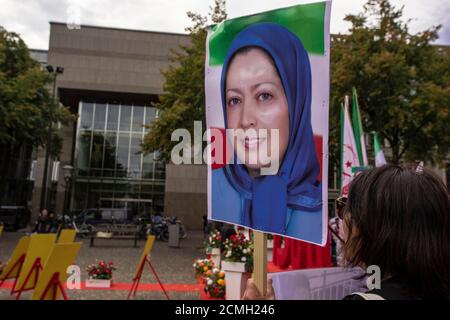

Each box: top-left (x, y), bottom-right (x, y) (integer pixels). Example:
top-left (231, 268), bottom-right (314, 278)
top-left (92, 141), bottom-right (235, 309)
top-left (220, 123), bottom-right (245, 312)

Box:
top-left (89, 223), bottom-right (140, 248)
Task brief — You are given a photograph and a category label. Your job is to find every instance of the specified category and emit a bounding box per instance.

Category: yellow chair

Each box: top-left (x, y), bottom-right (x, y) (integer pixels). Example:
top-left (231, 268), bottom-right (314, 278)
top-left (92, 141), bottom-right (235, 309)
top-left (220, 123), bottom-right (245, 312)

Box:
top-left (127, 235), bottom-right (167, 299)
top-left (32, 242), bottom-right (82, 300)
top-left (57, 229), bottom-right (77, 243)
top-left (13, 233), bottom-right (56, 299)
top-left (0, 236), bottom-right (31, 293)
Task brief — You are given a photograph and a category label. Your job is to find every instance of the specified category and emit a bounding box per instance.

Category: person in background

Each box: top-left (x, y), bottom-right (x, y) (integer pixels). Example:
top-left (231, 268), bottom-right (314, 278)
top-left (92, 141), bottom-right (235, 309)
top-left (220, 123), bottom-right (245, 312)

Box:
top-left (47, 210), bottom-right (59, 233)
top-left (243, 164), bottom-right (450, 300)
top-left (32, 208), bottom-right (59, 233)
top-left (32, 208), bottom-right (49, 233)
top-left (329, 197), bottom-right (346, 267)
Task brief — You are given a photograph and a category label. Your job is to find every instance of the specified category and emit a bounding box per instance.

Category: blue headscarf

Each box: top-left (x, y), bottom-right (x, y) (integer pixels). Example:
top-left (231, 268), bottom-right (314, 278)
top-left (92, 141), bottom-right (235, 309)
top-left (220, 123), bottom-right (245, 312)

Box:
top-left (220, 22), bottom-right (322, 234)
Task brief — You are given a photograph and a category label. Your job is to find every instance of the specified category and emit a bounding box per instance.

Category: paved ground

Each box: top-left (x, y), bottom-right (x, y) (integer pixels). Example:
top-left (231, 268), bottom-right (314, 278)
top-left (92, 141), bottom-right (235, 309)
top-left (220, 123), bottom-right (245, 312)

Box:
top-left (0, 229), bottom-right (208, 300)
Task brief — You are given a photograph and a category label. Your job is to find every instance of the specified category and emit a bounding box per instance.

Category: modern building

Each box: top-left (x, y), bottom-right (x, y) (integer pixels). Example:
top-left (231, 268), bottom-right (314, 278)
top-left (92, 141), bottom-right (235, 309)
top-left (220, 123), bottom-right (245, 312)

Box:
top-left (29, 22), bottom-right (200, 225)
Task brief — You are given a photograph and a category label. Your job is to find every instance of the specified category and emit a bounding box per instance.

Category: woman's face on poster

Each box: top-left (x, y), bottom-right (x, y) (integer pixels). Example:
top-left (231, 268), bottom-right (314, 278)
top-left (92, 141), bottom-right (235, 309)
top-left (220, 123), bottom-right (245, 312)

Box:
top-left (225, 48), bottom-right (289, 177)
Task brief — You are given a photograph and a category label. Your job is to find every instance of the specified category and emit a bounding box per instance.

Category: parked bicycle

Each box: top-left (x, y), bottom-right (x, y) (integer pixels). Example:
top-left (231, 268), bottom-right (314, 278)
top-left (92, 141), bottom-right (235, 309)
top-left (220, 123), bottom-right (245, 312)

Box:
top-left (62, 214), bottom-right (94, 238)
top-left (143, 214), bottom-right (187, 241)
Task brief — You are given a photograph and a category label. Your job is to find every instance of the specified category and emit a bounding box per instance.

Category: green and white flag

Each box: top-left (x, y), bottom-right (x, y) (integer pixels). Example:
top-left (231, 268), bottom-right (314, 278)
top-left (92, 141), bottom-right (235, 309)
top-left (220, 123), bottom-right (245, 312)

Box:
top-left (352, 87), bottom-right (368, 167)
top-left (374, 132), bottom-right (387, 167)
top-left (341, 95), bottom-right (360, 197)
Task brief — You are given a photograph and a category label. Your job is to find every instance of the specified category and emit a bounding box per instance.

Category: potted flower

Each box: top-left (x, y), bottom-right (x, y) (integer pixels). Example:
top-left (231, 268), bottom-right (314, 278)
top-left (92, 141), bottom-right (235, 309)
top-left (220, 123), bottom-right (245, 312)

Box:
top-left (204, 268), bottom-right (226, 299)
top-left (235, 226), bottom-right (251, 240)
top-left (221, 232), bottom-right (253, 300)
top-left (86, 260), bottom-right (116, 288)
top-left (193, 258), bottom-right (215, 284)
top-left (205, 230), bottom-right (222, 268)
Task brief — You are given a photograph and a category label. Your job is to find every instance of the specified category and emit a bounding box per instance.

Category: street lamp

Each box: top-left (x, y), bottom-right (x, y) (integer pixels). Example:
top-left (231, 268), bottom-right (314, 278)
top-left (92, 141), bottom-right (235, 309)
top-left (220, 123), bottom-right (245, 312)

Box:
top-left (45, 65), bottom-right (64, 74)
top-left (39, 65), bottom-right (64, 211)
top-left (62, 164), bottom-right (74, 214)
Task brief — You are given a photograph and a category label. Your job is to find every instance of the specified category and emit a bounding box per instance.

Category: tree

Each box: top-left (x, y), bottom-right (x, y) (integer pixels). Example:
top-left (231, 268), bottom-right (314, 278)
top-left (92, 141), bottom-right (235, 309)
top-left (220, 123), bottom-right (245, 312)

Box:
top-left (330, 0), bottom-right (450, 165)
top-left (0, 26), bottom-right (75, 202)
top-left (142, 0), bottom-right (227, 161)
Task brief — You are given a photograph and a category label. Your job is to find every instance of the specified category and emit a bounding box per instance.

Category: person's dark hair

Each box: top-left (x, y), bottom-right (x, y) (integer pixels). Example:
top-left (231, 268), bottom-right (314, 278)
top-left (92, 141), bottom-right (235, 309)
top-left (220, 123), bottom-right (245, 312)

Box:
top-left (343, 164), bottom-right (450, 299)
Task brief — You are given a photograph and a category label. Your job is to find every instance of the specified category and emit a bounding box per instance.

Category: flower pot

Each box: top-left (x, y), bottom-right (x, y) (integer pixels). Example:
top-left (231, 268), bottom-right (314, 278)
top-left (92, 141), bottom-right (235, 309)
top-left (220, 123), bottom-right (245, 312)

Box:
top-left (267, 239), bottom-right (274, 262)
top-left (222, 261), bottom-right (246, 272)
top-left (222, 261), bottom-right (250, 300)
top-left (210, 248), bottom-right (221, 268)
top-left (85, 278), bottom-right (112, 288)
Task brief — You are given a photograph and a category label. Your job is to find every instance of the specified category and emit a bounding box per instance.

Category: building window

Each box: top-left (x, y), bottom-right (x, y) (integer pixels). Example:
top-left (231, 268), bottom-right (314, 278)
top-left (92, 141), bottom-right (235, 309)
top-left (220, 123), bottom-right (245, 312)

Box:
top-left (132, 106), bottom-right (145, 132)
top-left (73, 101), bottom-right (164, 213)
top-left (119, 105), bottom-right (132, 131)
top-left (93, 103), bottom-right (107, 130)
top-left (80, 102), bottom-right (94, 130)
top-left (107, 104), bottom-right (119, 131)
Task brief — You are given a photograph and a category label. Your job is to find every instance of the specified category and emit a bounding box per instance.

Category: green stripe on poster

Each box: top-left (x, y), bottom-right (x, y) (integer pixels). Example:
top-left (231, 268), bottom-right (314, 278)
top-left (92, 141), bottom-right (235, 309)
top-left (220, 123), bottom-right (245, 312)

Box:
top-left (208, 1), bottom-right (326, 66)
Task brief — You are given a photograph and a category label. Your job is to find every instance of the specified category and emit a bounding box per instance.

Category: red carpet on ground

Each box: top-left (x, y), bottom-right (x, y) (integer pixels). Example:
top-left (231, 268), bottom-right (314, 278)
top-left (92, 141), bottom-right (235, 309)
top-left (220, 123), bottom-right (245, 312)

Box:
top-left (0, 262), bottom-right (319, 300)
top-left (0, 280), bottom-right (200, 292)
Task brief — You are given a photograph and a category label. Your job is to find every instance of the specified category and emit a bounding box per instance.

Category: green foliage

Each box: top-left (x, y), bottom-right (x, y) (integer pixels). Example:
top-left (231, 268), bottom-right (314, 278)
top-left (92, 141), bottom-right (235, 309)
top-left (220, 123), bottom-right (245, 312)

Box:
top-left (142, 0), bottom-right (227, 161)
top-left (330, 0), bottom-right (450, 165)
top-left (0, 26), bottom-right (75, 154)
top-left (0, 25), bottom-right (75, 205)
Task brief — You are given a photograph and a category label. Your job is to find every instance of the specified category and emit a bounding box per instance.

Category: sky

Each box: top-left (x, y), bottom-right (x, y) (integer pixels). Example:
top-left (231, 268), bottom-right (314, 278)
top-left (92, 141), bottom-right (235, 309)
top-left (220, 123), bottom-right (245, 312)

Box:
top-left (0, 0), bottom-right (449, 50)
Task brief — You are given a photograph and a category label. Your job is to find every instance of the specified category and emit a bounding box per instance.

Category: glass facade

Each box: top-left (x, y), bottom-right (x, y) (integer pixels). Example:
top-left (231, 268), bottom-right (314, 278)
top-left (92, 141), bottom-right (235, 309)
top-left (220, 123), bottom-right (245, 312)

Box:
top-left (73, 101), bottom-right (165, 215)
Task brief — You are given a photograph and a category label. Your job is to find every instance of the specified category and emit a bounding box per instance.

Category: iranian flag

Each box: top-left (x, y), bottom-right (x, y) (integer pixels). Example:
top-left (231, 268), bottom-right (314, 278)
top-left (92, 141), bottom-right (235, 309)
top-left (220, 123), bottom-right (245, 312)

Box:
top-left (341, 96), bottom-right (360, 197)
top-left (374, 132), bottom-right (387, 167)
top-left (352, 87), bottom-right (368, 167)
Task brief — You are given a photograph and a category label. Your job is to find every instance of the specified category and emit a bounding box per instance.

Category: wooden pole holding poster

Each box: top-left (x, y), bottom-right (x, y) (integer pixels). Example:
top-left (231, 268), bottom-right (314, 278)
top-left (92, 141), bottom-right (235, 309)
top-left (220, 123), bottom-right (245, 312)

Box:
top-left (252, 231), bottom-right (267, 296)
